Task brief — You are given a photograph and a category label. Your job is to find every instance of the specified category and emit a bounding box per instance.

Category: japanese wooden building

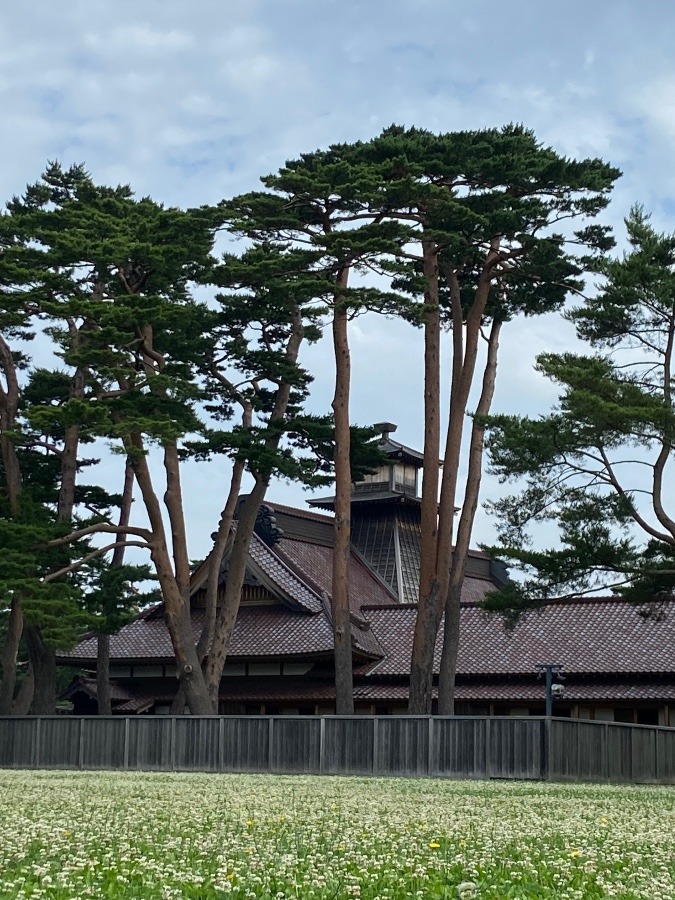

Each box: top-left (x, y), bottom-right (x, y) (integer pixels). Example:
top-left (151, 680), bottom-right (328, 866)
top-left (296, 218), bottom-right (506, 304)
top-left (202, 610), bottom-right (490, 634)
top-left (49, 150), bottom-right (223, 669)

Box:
top-left (60, 425), bottom-right (675, 725)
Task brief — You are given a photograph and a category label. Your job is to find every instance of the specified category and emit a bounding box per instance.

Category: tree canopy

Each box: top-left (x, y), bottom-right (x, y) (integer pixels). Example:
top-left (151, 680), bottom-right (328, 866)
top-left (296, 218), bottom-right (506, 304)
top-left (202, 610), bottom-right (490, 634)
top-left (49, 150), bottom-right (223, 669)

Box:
top-left (485, 207), bottom-right (675, 616)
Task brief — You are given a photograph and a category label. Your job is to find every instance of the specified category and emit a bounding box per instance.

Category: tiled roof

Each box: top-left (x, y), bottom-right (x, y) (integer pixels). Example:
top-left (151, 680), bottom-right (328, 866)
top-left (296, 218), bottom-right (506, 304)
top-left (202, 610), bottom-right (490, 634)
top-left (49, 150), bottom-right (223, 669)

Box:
top-left (363, 600), bottom-right (675, 677)
top-left (277, 537), bottom-right (398, 613)
top-left (354, 681), bottom-right (675, 703)
top-left (246, 531), bottom-right (323, 613)
top-left (264, 502), bottom-right (334, 524)
top-left (63, 605), bottom-right (335, 663)
top-left (453, 681), bottom-right (675, 702)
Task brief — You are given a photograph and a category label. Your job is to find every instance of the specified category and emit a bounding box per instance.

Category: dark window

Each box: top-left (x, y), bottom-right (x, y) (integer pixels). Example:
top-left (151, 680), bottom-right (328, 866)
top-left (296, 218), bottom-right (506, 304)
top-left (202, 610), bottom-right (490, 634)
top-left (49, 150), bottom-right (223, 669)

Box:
top-left (614, 708), bottom-right (634, 724)
top-left (637, 708), bottom-right (659, 726)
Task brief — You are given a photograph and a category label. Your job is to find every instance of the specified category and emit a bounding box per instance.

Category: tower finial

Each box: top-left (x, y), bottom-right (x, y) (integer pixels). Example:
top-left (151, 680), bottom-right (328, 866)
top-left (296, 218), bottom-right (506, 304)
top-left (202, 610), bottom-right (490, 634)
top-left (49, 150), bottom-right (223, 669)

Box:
top-left (374, 422), bottom-right (397, 441)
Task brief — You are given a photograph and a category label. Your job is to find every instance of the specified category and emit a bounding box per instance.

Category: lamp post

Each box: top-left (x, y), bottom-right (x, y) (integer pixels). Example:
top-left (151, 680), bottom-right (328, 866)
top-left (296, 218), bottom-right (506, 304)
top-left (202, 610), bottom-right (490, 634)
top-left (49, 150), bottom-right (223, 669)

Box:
top-left (535, 664), bottom-right (564, 717)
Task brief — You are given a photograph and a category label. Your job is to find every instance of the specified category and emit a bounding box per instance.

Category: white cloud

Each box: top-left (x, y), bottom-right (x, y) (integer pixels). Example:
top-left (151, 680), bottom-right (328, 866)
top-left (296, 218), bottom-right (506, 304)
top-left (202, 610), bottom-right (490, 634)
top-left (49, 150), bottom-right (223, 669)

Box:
top-left (2, 0), bottom-right (675, 555)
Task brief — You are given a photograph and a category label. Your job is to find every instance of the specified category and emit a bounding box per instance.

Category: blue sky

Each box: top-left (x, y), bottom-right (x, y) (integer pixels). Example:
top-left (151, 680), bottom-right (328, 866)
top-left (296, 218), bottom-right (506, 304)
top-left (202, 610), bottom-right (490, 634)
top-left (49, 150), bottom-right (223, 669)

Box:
top-left (2, 0), bottom-right (674, 558)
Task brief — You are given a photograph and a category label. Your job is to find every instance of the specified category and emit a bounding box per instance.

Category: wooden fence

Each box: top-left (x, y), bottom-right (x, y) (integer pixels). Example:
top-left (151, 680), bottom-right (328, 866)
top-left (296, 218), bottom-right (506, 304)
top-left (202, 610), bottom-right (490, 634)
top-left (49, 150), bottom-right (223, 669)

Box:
top-left (1, 715), bottom-right (674, 784)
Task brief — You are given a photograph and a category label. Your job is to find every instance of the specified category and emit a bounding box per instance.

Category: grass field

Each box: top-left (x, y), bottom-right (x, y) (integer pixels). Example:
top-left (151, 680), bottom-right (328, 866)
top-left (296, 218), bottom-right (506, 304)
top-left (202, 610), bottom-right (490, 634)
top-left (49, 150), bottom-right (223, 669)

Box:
top-left (0, 771), bottom-right (673, 899)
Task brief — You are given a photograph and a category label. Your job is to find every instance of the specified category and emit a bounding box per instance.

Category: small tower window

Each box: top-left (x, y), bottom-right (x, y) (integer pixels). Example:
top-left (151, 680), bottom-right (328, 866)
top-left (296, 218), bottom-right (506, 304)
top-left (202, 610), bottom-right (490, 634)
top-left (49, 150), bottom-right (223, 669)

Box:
top-left (393, 463), bottom-right (417, 495)
top-left (354, 466), bottom-right (390, 493)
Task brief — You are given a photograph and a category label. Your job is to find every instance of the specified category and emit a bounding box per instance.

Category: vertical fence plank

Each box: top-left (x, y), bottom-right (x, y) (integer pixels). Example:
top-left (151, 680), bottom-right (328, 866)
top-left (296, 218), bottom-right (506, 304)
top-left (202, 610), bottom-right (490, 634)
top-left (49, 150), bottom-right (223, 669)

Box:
top-left (221, 718), bottom-right (269, 772)
top-left (375, 718), bottom-right (429, 777)
top-left (123, 717), bottom-right (130, 770)
top-left (81, 718), bottom-right (126, 769)
top-left (322, 717), bottom-right (374, 775)
top-left (270, 717), bottom-right (321, 773)
top-left (34, 717), bottom-right (41, 768)
top-left (427, 717), bottom-right (435, 776)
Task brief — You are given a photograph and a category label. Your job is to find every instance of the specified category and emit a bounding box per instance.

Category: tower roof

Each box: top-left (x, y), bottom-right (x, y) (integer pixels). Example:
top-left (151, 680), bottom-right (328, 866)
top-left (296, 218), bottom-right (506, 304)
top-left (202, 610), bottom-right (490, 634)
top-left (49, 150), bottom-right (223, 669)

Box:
top-left (374, 422), bottom-right (425, 466)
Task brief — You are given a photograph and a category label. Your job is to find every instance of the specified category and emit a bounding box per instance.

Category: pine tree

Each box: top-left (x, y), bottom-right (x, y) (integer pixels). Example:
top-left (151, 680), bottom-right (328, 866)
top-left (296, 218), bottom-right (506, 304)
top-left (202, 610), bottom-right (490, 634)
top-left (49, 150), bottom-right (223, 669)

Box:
top-left (347, 125), bottom-right (619, 712)
top-left (485, 207), bottom-right (675, 612)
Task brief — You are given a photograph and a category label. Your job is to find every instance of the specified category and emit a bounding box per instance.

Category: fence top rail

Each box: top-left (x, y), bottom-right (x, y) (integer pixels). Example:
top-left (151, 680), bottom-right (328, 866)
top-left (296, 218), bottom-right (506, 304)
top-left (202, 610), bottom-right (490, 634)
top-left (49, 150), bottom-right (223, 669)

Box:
top-left (1, 715), bottom-right (674, 733)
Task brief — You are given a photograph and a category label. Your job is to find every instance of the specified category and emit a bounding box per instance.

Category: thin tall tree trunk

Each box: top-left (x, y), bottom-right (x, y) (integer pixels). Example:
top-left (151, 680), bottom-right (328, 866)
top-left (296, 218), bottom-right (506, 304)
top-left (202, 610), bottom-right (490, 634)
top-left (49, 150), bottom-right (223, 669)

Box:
top-left (128, 434), bottom-right (213, 715)
top-left (0, 595), bottom-right (23, 715)
top-left (203, 481), bottom-right (268, 709)
top-left (170, 456), bottom-right (246, 715)
top-left (437, 319), bottom-right (501, 714)
top-left (57, 370), bottom-right (84, 522)
top-left (200, 459), bottom-right (245, 660)
top-left (29, 357), bottom-right (86, 715)
top-left (409, 255), bottom-right (497, 715)
top-left (204, 309), bottom-right (305, 710)
top-left (332, 269), bottom-right (354, 715)
top-left (97, 459), bottom-right (134, 716)
top-left (409, 240), bottom-right (441, 714)
top-left (0, 334), bottom-right (22, 517)
top-left (0, 335), bottom-right (25, 713)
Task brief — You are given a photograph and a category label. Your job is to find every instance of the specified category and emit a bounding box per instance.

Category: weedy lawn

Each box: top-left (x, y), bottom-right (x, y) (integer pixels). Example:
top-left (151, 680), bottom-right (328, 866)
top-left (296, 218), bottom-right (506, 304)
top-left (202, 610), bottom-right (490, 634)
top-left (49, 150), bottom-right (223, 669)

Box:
top-left (0, 771), bottom-right (673, 899)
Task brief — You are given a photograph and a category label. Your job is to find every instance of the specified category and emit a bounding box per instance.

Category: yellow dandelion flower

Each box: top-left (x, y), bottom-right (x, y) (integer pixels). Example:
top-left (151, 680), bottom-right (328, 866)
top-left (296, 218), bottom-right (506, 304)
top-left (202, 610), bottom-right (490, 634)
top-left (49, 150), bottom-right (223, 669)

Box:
top-left (429, 841), bottom-right (441, 849)
top-left (570, 849), bottom-right (582, 858)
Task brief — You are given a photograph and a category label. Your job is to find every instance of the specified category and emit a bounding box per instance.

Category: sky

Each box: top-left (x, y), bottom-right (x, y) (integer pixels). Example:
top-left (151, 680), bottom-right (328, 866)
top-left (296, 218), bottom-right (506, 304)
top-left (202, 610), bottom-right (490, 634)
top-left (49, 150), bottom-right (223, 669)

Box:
top-left (2, 0), bottom-right (675, 560)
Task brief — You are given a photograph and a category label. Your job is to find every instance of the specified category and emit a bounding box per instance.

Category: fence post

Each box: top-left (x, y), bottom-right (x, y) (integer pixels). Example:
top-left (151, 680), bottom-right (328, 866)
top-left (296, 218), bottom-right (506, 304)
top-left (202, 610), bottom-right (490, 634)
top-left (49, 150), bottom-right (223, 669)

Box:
top-left (78, 717), bottom-right (85, 769)
top-left (540, 717), bottom-right (550, 780)
top-left (485, 716), bottom-right (491, 779)
top-left (372, 717), bottom-right (379, 775)
top-left (34, 717), bottom-right (41, 769)
top-left (123, 717), bottom-right (130, 770)
top-left (319, 716), bottom-right (325, 775)
top-left (605, 722), bottom-right (610, 782)
top-left (268, 717), bottom-right (275, 773)
top-left (427, 717), bottom-right (435, 776)
top-left (170, 717), bottom-right (177, 771)
top-left (218, 716), bottom-right (225, 772)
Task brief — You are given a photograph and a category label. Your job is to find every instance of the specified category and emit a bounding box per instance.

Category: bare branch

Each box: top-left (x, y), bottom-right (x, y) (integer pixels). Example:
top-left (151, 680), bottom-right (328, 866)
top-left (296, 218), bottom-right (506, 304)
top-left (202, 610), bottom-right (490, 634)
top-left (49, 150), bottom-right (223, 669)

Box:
top-left (47, 522), bottom-right (154, 547)
top-left (43, 541), bottom-right (149, 582)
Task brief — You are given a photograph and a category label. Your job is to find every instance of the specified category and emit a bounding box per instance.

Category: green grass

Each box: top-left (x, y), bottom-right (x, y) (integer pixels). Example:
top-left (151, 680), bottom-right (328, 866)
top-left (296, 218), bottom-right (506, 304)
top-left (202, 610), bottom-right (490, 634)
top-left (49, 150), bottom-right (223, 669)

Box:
top-left (0, 771), bottom-right (673, 899)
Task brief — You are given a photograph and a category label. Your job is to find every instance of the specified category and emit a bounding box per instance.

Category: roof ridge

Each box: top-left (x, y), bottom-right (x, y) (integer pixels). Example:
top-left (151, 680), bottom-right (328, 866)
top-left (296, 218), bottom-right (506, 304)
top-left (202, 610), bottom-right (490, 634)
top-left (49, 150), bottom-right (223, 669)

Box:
top-left (267, 501), bottom-right (335, 524)
top-left (248, 531), bottom-right (324, 614)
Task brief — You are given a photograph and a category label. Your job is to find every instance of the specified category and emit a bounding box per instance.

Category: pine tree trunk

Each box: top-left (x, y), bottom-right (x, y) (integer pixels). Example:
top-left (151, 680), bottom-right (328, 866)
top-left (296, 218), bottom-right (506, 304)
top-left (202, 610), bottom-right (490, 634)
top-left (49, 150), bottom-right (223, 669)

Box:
top-left (97, 459), bottom-right (134, 716)
top-left (0, 336), bottom-right (25, 715)
top-left (0, 334), bottom-right (22, 517)
top-left (203, 309), bottom-right (305, 710)
top-left (204, 483), bottom-right (268, 710)
top-left (409, 240), bottom-right (440, 714)
top-left (332, 284), bottom-right (354, 715)
top-left (57, 367), bottom-right (84, 522)
top-left (0, 595), bottom-right (23, 715)
top-left (200, 456), bottom-right (247, 663)
top-left (437, 320), bottom-right (501, 714)
top-left (25, 626), bottom-right (56, 715)
top-left (410, 257), bottom-right (497, 715)
top-left (12, 663), bottom-right (33, 715)
top-left (129, 437), bottom-right (213, 715)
